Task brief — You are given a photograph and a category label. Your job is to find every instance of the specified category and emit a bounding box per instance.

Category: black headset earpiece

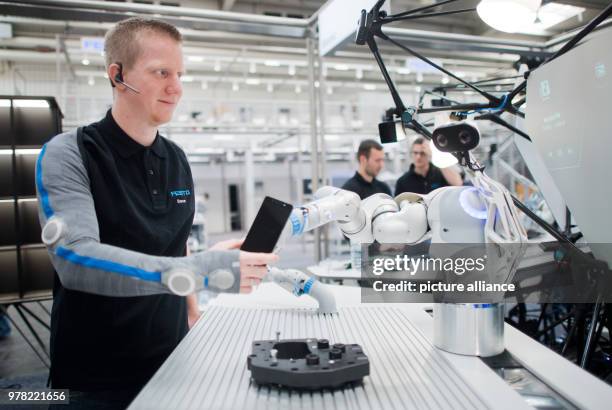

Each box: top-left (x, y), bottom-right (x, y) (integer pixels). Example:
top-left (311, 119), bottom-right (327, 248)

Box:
top-left (110, 62), bottom-right (140, 94)
top-left (112, 62), bottom-right (124, 87)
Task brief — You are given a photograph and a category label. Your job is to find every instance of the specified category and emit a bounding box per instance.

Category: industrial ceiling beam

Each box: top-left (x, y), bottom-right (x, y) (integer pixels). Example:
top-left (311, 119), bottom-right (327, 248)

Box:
top-left (0, 0), bottom-right (308, 38)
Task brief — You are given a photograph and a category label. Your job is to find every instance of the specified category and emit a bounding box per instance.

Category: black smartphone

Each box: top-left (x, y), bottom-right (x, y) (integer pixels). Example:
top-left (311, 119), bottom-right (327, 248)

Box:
top-left (240, 196), bottom-right (293, 253)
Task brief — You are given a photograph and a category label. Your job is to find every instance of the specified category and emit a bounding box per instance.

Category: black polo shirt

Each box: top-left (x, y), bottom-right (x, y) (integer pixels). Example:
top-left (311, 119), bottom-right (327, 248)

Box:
top-left (395, 163), bottom-right (450, 195)
top-left (49, 110), bottom-right (195, 391)
top-left (341, 171), bottom-right (391, 200)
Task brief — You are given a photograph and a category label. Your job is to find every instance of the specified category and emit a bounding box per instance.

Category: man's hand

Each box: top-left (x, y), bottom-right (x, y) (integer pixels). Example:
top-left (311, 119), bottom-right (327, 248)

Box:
top-left (186, 293), bottom-right (201, 330)
top-left (239, 251), bottom-right (278, 294)
top-left (209, 238), bottom-right (244, 251)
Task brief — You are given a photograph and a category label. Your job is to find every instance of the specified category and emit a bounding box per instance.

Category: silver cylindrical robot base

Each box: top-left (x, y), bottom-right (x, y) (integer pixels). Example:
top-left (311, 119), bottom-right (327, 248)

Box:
top-left (433, 303), bottom-right (504, 357)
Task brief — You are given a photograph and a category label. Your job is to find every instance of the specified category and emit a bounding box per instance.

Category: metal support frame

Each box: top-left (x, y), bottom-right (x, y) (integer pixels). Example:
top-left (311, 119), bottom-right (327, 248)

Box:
top-left (306, 32), bottom-right (321, 263)
top-left (315, 51), bottom-right (330, 260)
top-left (0, 303), bottom-right (51, 369)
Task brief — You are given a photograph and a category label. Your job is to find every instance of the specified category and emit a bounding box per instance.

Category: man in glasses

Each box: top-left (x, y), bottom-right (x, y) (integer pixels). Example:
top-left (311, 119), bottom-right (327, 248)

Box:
top-left (342, 139), bottom-right (391, 200)
top-left (395, 137), bottom-right (462, 195)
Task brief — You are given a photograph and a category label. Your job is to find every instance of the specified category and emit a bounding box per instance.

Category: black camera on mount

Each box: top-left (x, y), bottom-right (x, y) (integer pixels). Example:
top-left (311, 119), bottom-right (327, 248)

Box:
top-left (431, 121), bottom-right (480, 153)
top-left (378, 120), bottom-right (399, 144)
top-left (378, 108), bottom-right (415, 144)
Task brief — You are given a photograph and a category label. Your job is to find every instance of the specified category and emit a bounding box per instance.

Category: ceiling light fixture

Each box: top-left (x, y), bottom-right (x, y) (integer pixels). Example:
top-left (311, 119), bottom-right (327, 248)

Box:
top-left (477, 0), bottom-right (541, 33)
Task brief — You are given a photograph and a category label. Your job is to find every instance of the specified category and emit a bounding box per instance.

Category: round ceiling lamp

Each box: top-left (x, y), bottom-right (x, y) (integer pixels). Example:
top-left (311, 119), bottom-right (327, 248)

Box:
top-left (477, 0), bottom-right (541, 33)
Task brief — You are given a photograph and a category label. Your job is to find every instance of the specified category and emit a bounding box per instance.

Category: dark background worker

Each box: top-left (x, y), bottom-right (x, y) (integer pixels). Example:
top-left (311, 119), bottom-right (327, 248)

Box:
top-left (342, 139), bottom-right (391, 199)
top-left (395, 137), bottom-right (463, 195)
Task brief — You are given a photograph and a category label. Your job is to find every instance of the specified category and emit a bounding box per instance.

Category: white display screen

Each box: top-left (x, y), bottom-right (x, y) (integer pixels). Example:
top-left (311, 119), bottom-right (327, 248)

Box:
top-left (526, 28), bottom-right (612, 259)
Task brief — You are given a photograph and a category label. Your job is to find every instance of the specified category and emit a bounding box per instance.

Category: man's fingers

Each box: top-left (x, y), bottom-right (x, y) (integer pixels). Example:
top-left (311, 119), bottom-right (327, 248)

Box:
top-left (242, 266), bottom-right (267, 279)
top-left (227, 238), bottom-right (244, 249)
top-left (242, 251), bottom-right (279, 265)
top-left (210, 238), bottom-right (244, 251)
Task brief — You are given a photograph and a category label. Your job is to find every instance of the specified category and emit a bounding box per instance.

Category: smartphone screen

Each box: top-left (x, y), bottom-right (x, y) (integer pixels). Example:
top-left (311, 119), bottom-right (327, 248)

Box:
top-left (240, 196), bottom-right (293, 253)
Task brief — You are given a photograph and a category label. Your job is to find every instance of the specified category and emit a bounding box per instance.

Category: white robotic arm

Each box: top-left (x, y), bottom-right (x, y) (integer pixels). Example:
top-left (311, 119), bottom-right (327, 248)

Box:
top-left (265, 267), bottom-right (337, 314)
top-left (285, 187), bottom-right (371, 242)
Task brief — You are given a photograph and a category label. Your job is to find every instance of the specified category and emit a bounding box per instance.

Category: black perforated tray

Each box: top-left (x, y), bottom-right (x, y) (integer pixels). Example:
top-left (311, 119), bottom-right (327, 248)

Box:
top-left (247, 338), bottom-right (369, 390)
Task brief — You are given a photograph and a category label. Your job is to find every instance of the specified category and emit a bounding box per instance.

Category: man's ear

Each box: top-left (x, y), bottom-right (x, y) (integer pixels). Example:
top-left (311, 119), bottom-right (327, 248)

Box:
top-left (108, 63), bottom-right (121, 88)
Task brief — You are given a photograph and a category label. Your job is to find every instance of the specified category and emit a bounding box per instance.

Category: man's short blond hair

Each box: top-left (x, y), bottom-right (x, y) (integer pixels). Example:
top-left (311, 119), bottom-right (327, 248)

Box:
top-left (104, 17), bottom-right (182, 69)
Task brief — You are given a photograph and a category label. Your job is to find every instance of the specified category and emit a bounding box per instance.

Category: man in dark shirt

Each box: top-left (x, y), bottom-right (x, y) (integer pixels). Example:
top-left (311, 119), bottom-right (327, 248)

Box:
top-left (39, 18), bottom-right (276, 410)
top-left (395, 137), bottom-right (463, 195)
top-left (342, 139), bottom-right (391, 199)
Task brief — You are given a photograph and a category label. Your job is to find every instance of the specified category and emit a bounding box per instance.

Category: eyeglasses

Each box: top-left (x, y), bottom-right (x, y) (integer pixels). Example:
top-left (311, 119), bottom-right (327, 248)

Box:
top-left (411, 151), bottom-right (427, 157)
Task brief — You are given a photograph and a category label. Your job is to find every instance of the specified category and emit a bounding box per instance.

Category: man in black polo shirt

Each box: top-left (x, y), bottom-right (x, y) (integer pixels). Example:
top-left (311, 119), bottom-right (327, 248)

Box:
top-left (38, 18), bottom-right (277, 410)
top-left (342, 139), bottom-right (391, 199)
top-left (395, 137), bottom-right (463, 195)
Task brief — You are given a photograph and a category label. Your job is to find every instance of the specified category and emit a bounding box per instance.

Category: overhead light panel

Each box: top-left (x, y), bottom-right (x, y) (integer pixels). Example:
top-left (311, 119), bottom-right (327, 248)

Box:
top-left (214, 61), bottom-right (221, 72)
top-left (515, 2), bottom-right (586, 35)
top-left (213, 135), bottom-right (235, 141)
top-left (397, 67), bottom-right (411, 75)
top-left (82, 58), bottom-right (90, 66)
top-left (246, 78), bottom-right (261, 85)
top-left (288, 65), bottom-right (296, 76)
top-left (264, 60), bottom-right (281, 67)
top-left (11, 99), bottom-right (50, 108)
top-left (188, 56), bottom-right (204, 62)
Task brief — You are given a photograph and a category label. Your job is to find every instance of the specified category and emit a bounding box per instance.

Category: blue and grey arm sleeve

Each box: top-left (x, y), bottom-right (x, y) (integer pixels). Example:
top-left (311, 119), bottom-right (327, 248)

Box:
top-left (36, 132), bottom-right (241, 297)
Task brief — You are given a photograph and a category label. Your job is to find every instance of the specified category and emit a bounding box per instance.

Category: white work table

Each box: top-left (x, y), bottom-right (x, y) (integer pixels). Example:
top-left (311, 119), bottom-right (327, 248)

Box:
top-left (128, 283), bottom-right (612, 410)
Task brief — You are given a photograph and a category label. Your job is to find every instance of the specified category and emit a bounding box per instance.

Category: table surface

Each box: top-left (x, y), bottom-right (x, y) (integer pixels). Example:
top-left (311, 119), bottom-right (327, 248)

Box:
top-left (128, 284), bottom-right (612, 410)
